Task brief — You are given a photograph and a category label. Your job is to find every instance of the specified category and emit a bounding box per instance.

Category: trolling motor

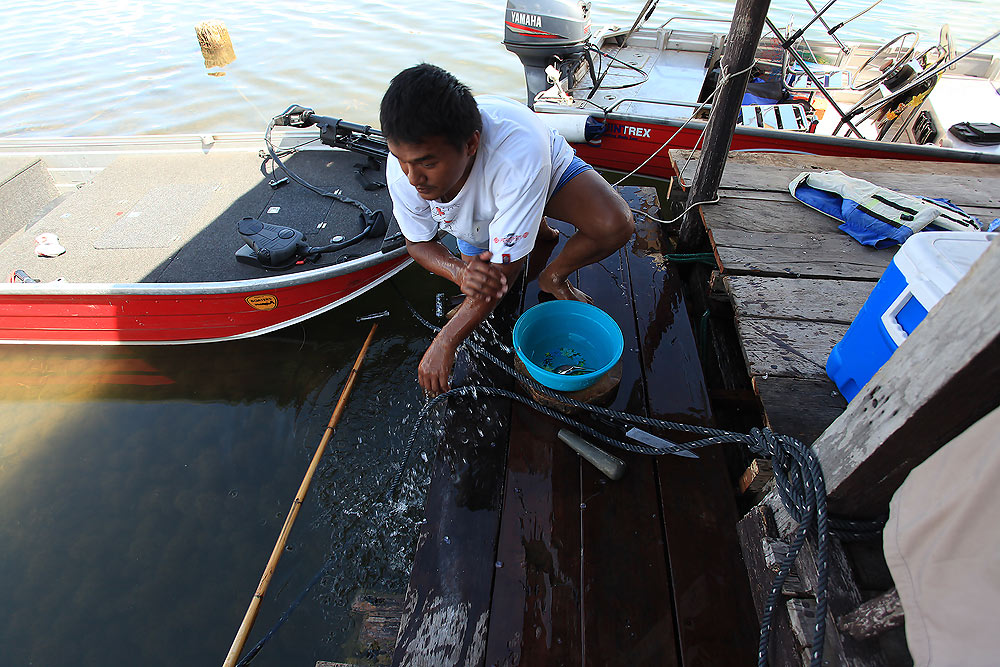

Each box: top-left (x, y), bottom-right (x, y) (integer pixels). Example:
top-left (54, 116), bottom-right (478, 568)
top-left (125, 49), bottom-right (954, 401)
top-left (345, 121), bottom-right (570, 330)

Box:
top-left (236, 211), bottom-right (387, 270)
top-left (272, 104), bottom-right (388, 159)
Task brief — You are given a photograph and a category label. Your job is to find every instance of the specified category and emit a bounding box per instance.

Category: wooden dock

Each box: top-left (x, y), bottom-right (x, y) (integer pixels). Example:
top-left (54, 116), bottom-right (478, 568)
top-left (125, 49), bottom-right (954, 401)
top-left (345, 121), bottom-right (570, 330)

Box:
top-left (385, 158), bottom-right (999, 666)
top-left (670, 149), bottom-right (1000, 665)
top-left (671, 150), bottom-right (1000, 444)
top-left (391, 186), bottom-right (759, 666)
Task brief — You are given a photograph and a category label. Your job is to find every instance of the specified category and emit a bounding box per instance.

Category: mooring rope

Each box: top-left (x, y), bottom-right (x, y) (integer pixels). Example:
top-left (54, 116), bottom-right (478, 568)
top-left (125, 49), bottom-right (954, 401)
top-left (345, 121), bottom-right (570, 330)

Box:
top-left (387, 279), bottom-right (885, 667)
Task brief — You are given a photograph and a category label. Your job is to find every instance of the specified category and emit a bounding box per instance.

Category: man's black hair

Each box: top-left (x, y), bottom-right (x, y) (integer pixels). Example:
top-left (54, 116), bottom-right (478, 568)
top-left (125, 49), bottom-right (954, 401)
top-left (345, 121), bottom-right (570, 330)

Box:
top-left (380, 64), bottom-right (482, 150)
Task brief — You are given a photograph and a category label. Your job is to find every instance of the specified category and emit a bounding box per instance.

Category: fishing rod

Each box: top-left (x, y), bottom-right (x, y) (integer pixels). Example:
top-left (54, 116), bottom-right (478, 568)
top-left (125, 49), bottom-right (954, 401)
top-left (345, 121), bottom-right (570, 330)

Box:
top-left (222, 323), bottom-right (379, 667)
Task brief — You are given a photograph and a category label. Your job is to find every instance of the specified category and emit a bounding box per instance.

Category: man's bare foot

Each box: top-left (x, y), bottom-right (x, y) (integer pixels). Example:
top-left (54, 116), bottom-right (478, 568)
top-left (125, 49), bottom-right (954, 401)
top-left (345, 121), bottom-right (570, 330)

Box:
top-left (537, 221), bottom-right (560, 243)
top-left (539, 272), bottom-right (593, 304)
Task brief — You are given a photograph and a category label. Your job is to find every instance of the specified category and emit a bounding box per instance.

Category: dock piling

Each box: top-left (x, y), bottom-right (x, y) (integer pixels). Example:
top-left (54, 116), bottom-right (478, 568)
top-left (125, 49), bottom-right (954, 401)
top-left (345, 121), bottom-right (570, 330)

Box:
top-left (679, 0), bottom-right (772, 250)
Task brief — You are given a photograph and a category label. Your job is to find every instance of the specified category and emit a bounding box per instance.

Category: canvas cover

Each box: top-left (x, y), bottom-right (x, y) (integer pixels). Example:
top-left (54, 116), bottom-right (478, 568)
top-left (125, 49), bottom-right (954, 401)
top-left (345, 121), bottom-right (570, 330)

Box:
top-left (883, 405), bottom-right (1000, 666)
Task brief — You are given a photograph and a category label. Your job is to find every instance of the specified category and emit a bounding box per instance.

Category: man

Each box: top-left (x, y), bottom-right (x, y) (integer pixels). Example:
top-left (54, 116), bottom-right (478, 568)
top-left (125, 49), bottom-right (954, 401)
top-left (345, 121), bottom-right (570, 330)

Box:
top-left (380, 64), bottom-right (633, 395)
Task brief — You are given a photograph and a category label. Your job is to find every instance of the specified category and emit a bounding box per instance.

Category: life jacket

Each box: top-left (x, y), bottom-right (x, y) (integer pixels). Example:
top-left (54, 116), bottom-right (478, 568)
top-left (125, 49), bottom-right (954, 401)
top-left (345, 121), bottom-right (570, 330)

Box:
top-left (789, 170), bottom-right (979, 249)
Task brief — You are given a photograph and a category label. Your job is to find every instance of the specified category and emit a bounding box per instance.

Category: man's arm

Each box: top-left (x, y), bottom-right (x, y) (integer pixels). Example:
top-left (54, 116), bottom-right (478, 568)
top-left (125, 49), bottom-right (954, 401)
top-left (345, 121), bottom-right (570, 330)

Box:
top-left (406, 239), bottom-right (523, 394)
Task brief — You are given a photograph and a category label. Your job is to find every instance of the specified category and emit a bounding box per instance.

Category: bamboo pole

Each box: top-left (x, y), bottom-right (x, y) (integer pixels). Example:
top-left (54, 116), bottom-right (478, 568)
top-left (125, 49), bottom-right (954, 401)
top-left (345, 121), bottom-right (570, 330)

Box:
top-left (222, 323), bottom-right (379, 667)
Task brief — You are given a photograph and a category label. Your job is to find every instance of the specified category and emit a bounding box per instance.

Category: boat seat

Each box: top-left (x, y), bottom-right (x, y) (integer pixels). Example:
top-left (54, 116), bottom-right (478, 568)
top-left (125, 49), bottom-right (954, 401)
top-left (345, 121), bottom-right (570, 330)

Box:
top-left (738, 104), bottom-right (811, 131)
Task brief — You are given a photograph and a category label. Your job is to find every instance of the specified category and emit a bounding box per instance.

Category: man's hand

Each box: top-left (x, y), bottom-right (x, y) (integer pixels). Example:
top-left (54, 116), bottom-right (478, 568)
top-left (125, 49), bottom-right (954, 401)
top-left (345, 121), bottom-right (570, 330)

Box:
top-left (460, 252), bottom-right (508, 302)
top-left (418, 336), bottom-right (457, 396)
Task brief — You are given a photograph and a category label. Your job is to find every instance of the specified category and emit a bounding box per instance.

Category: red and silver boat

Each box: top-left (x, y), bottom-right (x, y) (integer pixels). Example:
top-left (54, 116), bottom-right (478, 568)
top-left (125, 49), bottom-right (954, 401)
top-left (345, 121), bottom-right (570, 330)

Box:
top-left (0, 110), bottom-right (411, 345)
top-left (503, 1), bottom-right (1000, 179)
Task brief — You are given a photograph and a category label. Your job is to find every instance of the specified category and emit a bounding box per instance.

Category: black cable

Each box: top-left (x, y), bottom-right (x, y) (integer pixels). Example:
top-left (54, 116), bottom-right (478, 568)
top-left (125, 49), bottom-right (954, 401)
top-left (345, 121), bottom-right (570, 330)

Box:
top-left (567, 44), bottom-right (650, 92)
top-left (264, 117), bottom-right (376, 218)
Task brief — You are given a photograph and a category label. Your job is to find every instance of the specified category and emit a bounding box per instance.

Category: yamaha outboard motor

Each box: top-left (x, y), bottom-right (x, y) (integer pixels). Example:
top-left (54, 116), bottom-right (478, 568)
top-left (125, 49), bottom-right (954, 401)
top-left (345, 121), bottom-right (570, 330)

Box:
top-left (503, 0), bottom-right (592, 107)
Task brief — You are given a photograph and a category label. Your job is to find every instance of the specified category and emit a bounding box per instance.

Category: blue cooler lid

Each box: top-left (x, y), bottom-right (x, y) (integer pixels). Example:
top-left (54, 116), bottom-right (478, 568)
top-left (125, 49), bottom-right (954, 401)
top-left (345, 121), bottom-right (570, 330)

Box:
top-left (893, 231), bottom-right (997, 310)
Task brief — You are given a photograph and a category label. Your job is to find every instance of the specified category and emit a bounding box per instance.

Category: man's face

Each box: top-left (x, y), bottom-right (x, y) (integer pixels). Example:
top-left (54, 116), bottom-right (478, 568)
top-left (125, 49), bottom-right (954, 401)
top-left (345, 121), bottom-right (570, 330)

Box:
top-left (387, 132), bottom-right (479, 202)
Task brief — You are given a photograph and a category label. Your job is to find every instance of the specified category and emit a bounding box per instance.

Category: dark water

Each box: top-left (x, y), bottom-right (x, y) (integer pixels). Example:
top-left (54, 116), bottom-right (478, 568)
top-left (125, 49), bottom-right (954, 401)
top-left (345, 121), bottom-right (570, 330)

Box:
top-left (0, 278), bottom-right (447, 666)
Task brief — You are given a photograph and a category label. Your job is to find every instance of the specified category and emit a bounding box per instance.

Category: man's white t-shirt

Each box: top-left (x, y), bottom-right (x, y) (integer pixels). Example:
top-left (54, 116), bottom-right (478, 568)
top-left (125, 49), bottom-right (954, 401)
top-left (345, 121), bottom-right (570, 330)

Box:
top-left (386, 95), bottom-right (576, 264)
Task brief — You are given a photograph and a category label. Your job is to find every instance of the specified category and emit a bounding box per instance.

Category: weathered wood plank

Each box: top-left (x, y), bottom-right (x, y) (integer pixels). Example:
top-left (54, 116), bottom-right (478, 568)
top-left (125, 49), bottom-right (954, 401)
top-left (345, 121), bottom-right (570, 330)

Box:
top-left (813, 237), bottom-right (1000, 517)
top-left (394, 298), bottom-right (519, 667)
top-left (838, 589), bottom-right (904, 641)
top-left (725, 276), bottom-right (874, 324)
top-left (794, 536), bottom-right (888, 666)
top-left (753, 376), bottom-right (847, 445)
top-left (739, 458), bottom-right (775, 495)
top-left (702, 196), bottom-right (997, 248)
top-left (735, 318), bottom-right (847, 380)
top-left (736, 506), bottom-right (800, 667)
top-left (672, 150), bottom-right (1000, 208)
top-left (710, 228), bottom-right (894, 279)
top-left (703, 198), bottom-right (843, 234)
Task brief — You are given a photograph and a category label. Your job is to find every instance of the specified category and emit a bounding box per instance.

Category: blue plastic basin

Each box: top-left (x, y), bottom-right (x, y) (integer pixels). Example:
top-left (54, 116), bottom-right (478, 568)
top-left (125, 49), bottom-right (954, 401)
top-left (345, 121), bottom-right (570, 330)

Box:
top-left (513, 301), bottom-right (624, 391)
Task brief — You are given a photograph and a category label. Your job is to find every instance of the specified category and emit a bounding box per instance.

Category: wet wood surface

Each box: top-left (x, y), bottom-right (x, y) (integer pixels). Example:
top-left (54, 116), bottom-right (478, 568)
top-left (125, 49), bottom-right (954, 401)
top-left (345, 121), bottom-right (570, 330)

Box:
top-left (630, 205), bottom-right (758, 664)
top-left (393, 293), bottom-right (518, 667)
top-left (399, 185), bottom-right (762, 667)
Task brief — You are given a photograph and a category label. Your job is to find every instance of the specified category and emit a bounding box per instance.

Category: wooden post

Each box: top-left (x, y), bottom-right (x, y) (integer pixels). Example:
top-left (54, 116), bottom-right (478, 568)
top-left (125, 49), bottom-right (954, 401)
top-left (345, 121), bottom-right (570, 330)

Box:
top-left (196, 20), bottom-right (237, 71)
top-left (678, 0), bottom-right (772, 250)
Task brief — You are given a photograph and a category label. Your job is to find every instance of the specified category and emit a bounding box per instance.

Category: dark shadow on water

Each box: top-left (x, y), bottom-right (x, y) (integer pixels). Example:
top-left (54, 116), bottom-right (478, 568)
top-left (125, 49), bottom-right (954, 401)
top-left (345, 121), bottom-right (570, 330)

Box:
top-left (0, 275), bottom-right (451, 667)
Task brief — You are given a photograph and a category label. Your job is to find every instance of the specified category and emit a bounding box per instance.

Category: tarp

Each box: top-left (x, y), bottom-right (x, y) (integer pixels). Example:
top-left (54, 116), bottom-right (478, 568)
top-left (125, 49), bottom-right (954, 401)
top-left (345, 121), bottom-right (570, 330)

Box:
top-left (884, 405), bottom-right (1000, 666)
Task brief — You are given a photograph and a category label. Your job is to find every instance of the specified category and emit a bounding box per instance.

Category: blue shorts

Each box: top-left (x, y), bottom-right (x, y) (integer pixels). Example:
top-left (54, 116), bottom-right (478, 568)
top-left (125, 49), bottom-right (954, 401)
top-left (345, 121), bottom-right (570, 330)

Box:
top-left (456, 155), bottom-right (594, 257)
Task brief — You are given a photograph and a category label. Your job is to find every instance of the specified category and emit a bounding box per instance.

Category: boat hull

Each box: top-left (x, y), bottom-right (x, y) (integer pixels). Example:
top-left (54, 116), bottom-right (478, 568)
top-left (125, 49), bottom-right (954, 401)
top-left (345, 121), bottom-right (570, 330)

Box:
top-left (571, 116), bottom-right (1000, 179)
top-left (0, 253), bottom-right (411, 345)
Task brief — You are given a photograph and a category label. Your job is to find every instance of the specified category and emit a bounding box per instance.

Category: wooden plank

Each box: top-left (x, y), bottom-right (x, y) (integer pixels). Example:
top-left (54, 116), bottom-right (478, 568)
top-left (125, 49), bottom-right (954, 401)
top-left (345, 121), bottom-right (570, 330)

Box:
top-left (485, 220), bottom-right (581, 667)
top-left (575, 218), bottom-right (681, 666)
top-left (794, 537), bottom-right (887, 666)
top-left (704, 198), bottom-right (845, 234)
top-left (736, 506), bottom-right (801, 666)
top-left (739, 458), bottom-right (774, 495)
top-left (626, 207), bottom-right (713, 423)
top-left (838, 589), bottom-right (904, 640)
top-left (393, 299), bottom-right (519, 667)
top-left (671, 150), bottom-right (1000, 207)
top-left (484, 405), bottom-right (583, 667)
top-left (813, 237), bottom-right (1000, 517)
top-left (735, 318), bottom-right (846, 380)
top-left (725, 276), bottom-right (874, 324)
top-left (628, 202), bottom-right (758, 664)
top-left (710, 229), bottom-right (893, 279)
top-left (753, 376), bottom-right (847, 445)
